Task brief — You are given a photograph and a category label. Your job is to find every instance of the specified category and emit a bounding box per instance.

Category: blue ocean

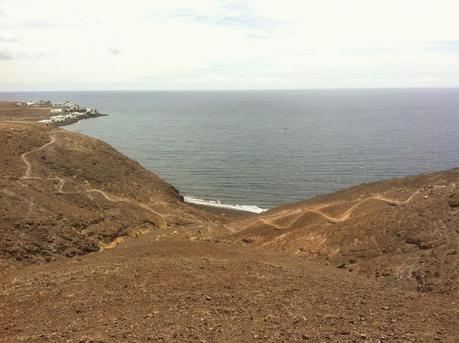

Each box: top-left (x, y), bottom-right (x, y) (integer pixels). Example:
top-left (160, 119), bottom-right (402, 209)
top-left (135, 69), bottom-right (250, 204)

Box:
top-left (2, 89), bottom-right (458, 212)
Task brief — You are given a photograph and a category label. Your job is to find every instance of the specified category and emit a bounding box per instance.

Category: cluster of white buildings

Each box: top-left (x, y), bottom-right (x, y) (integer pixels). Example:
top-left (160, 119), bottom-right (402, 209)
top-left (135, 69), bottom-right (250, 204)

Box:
top-left (24, 100), bottom-right (101, 125)
top-left (39, 112), bottom-right (93, 125)
top-left (20, 100), bottom-right (52, 107)
top-left (21, 100), bottom-right (97, 114)
top-left (53, 101), bottom-right (81, 112)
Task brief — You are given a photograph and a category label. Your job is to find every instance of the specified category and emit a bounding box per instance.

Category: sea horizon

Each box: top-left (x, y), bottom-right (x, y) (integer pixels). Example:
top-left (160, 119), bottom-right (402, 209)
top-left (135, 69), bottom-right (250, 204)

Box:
top-left (2, 86), bottom-right (459, 93)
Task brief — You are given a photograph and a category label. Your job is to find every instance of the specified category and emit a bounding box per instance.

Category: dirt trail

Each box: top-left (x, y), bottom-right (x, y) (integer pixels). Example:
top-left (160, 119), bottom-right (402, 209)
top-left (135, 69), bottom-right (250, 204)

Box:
top-left (235, 190), bottom-right (421, 231)
top-left (373, 191), bottom-right (420, 205)
top-left (21, 135), bottom-right (56, 179)
top-left (19, 133), bottom-right (184, 223)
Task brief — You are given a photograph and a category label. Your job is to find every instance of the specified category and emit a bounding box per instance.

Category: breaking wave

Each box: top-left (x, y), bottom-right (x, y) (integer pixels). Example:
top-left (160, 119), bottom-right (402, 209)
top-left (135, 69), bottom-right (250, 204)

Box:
top-left (184, 196), bottom-right (267, 214)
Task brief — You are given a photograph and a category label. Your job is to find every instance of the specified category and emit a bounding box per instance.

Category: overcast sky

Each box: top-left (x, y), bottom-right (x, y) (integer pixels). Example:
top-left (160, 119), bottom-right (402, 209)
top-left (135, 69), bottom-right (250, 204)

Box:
top-left (0, 0), bottom-right (458, 91)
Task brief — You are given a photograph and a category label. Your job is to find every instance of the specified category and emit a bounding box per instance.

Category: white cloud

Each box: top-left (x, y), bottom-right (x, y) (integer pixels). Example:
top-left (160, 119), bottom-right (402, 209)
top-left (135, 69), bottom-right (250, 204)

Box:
top-left (108, 47), bottom-right (121, 55)
top-left (0, 49), bottom-right (13, 60)
top-left (0, 35), bottom-right (17, 42)
top-left (0, 0), bottom-right (458, 90)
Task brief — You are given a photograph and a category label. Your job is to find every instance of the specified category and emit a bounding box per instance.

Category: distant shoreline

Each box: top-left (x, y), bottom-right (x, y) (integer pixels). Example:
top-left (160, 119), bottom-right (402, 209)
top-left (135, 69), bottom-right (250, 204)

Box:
top-left (0, 100), bottom-right (266, 214)
top-left (30, 100), bottom-right (108, 127)
top-left (0, 100), bottom-right (107, 127)
top-left (184, 195), bottom-right (267, 214)
top-left (47, 112), bottom-right (108, 127)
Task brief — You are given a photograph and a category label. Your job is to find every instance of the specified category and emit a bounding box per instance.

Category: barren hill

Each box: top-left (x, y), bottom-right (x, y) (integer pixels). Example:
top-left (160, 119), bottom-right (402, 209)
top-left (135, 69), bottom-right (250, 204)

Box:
top-left (0, 121), bottom-right (222, 269)
top-left (228, 169), bottom-right (459, 294)
top-left (0, 101), bottom-right (53, 122)
top-left (2, 235), bottom-right (458, 342)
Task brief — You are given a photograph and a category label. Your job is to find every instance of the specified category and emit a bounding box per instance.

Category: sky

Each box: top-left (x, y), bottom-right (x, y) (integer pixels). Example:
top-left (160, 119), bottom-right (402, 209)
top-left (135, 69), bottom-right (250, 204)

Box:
top-left (0, 0), bottom-right (459, 91)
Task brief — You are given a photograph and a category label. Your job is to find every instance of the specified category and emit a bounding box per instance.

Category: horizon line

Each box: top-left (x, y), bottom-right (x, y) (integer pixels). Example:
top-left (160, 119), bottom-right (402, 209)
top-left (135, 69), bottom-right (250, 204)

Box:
top-left (1, 86), bottom-right (459, 93)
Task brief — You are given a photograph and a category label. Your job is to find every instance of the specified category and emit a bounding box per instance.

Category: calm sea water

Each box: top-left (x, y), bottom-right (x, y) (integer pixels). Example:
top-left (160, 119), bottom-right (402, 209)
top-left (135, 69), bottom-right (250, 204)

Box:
top-left (2, 89), bottom-right (458, 211)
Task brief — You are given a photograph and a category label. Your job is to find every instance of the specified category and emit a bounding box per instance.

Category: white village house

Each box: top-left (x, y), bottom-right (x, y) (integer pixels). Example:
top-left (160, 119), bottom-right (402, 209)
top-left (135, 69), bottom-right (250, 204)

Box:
top-left (53, 101), bottom-right (80, 111)
top-left (39, 112), bottom-right (86, 124)
top-left (24, 99), bottom-right (102, 125)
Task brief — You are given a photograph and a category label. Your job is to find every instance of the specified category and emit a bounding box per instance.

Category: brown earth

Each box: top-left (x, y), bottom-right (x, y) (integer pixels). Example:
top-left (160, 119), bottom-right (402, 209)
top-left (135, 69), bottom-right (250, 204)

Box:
top-left (2, 236), bottom-right (457, 343)
top-left (0, 101), bottom-right (53, 121)
top-left (227, 169), bottom-right (459, 295)
top-left (0, 110), bottom-right (458, 342)
top-left (0, 122), bottom-right (224, 269)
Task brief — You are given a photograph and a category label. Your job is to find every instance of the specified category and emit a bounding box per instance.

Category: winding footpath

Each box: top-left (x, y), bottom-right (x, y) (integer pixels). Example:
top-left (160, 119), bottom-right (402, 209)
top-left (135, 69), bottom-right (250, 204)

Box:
top-left (20, 133), bottom-right (180, 223)
top-left (232, 189), bottom-right (421, 231)
top-left (21, 135), bottom-right (56, 179)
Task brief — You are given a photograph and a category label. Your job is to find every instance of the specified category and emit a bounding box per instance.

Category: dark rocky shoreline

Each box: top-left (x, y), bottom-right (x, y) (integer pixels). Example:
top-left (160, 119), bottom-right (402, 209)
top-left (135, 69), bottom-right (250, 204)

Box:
top-left (51, 112), bottom-right (108, 126)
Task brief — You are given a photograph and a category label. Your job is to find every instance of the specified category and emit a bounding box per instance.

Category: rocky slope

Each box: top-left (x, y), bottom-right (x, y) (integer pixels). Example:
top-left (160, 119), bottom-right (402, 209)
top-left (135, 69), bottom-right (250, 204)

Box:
top-left (0, 122), bottom-right (220, 268)
top-left (0, 101), bottom-right (53, 121)
top-left (228, 169), bottom-right (459, 294)
top-left (2, 236), bottom-right (457, 342)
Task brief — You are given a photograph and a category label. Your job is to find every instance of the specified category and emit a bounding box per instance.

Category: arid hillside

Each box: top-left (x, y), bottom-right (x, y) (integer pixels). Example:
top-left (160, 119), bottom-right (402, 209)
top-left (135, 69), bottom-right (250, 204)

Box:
top-left (2, 235), bottom-right (458, 342)
top-left (0, 101), bottom-right (53, 121)
top-left (0, 122), bottom-right (222, 269)
top-left (228, 169), bottom-right (459, 294)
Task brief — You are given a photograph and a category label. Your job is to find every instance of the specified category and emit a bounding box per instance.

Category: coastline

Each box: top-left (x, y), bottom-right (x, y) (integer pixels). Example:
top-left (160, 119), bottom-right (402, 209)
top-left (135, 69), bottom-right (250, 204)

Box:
top-left (0, 100), bottom-right (107, 127)
top-left (183, 195), bottom-right (267, 214)
top-left (46, 112), bottom-right (107, 127)
top-left (0, 100), bottom-right (268, 216)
